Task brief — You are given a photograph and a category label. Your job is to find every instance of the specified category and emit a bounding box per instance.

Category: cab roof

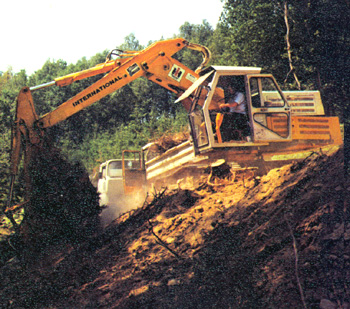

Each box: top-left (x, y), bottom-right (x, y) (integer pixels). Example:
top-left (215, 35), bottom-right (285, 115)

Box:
top-left (207, 65), bottom-right (262, 75)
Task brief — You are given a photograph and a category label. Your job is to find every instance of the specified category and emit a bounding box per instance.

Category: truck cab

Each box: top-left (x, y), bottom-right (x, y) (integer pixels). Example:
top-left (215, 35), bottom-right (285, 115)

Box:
top-left (97, 159), bottom-right (125, 206)
top-left (97, 151), bottom-right (146, 206)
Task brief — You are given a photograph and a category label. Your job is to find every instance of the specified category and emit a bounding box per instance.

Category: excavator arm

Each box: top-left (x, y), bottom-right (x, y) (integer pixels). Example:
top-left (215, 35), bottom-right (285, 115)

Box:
top-left (28, 39), bottom-right (210, 130)
top-left (6, 38), bottom-right (211, 215)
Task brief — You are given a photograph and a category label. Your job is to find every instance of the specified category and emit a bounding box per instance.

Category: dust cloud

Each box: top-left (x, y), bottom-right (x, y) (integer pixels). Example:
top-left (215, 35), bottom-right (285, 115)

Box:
top-left (99, 192), bottom-right (146, 227)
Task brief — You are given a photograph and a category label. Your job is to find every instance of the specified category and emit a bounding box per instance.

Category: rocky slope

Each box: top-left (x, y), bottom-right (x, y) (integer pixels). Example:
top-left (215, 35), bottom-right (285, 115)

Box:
top-left (0, 146), bottom-right (347, 308)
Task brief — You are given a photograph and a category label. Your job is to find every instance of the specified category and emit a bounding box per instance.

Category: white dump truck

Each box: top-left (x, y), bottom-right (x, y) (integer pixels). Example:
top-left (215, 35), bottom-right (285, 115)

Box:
top-left (97, 151), bottom-right (146, 207)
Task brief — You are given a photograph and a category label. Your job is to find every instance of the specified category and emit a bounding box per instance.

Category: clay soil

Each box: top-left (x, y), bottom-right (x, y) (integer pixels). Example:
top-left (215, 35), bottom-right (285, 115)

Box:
top-left (0, 146), bottom-right (348, 308)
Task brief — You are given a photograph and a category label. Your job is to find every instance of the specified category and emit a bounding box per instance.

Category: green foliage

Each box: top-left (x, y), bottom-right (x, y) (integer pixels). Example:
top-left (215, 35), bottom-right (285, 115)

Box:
top-left (175, 21), bottom-right (215, 70)
top-left (288, 0), bottom-right (349, 119)
top-left (216, 1), bottom-right (288, 76)
top-left (217, 0), bottom-right (349, 120)
top-left (0, 130), bottom-right (12, 208)
top-left (60, 108), bottom-right (189, 171)
top-left (118, 33), bottom-right (144, 51)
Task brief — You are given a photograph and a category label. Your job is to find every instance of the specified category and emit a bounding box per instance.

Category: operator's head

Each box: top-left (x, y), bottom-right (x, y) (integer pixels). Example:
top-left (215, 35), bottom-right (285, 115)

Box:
top-left (227, 84), bottom-right (236, 95)
top-left (228, 84), bottom-right (236, 91)
top-left (220, 76), bottom-right (238, 90)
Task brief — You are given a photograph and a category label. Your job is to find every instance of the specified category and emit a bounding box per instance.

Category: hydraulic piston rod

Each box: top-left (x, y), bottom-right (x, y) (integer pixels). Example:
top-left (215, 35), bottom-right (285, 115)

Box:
top-left (30, 81), bottom-right (56, 92)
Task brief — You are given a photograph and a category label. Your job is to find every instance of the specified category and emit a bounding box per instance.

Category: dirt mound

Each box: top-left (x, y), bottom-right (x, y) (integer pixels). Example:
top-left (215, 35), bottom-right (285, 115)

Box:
top-left (22, 145), bottom-right (100, 248)
top-left (150, 131), bottom-right (190, 154)
top-left (0, 147), bottom-right (347, 308)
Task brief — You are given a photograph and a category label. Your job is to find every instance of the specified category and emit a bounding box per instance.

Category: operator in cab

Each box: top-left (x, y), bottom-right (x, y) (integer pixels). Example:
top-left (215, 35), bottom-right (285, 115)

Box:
top-left (218, 79), bottom-right (250, 142)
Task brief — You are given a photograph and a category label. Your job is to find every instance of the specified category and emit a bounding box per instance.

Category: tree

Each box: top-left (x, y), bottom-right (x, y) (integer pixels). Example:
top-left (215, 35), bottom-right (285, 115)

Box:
top-left (216, 0), bottom-right (287, 76)
top-left (118, 33), bottom-right (144, 51)
top-left (286, 0), bottom-right (350, 118)
top-left (217, 0), bottom-right (348, 120)
top-left (177, 20), bottom-right (215, 70)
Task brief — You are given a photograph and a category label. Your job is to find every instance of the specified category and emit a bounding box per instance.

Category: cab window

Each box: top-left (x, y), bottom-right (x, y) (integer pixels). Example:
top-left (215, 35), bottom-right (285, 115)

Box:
top-left (249, 77), bottom-right (286, 108)
top-left (250, 78), bottom-right (261, 108)
top-left (108, 161), bottom-right (122, 177)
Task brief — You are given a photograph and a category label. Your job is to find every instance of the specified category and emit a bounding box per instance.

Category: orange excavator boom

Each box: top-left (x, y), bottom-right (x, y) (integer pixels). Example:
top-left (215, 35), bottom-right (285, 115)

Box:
top-left (5, 38), bottom-right (211, 216)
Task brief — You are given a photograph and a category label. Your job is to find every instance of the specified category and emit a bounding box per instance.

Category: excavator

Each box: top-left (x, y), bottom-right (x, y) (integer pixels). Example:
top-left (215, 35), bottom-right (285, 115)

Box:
top-left (5, 38), bottom-right (343, 230)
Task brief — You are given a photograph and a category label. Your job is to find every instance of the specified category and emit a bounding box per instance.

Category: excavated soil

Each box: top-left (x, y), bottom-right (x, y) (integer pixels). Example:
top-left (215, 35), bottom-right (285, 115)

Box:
top-left (0, 146), bottom-right (348, 308)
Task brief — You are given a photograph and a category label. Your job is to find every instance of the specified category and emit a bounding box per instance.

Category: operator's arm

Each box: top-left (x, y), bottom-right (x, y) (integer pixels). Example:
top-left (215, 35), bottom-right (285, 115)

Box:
top-left (219, 102), bottom-right (238, 110)
top-left (219, 92), bottom-right (244, 111)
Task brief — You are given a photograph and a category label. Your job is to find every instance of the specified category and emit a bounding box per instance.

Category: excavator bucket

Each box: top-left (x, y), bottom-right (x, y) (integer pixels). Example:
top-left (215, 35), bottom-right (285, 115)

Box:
top-left (5, 87), bottom-right (41, 232)
top-left (6, 87), bottom-right (40, 212)
top-left (10, 87), bottom-right (40, 176)
top-left (6, 87), bottom-right (101, 244)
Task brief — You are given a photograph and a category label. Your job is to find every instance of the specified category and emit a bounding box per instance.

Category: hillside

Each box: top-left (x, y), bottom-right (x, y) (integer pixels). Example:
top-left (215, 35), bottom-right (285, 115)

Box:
top-left (0, 146), bottom-right (347, 308)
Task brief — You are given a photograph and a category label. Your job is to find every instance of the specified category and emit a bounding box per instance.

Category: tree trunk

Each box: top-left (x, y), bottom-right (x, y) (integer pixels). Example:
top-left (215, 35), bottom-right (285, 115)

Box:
top-left (283, 1), bottom-right (301, 89)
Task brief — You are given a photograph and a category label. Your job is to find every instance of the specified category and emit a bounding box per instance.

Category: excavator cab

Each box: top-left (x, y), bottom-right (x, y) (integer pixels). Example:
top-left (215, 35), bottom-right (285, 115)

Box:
top-left (187, 66), bottom-right (292, 153)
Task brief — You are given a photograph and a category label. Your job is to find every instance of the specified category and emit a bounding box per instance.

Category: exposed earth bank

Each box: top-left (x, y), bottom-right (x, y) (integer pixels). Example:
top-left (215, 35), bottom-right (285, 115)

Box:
top-left (0, 146), bottom-right (348, 308)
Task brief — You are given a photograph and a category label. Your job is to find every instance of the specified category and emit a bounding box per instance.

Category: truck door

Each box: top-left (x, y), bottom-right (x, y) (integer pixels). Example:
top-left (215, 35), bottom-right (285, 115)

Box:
top-left (247, 75), bottom-right (292, 142)
top-left (122, 150), bottom-right (146, 195)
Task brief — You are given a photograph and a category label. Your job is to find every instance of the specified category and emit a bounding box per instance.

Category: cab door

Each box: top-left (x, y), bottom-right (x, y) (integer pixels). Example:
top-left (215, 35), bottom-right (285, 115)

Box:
top-left (122, 150), bottom-right (146, 195)
top-left (247, 75), bottom-right (292, 142)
